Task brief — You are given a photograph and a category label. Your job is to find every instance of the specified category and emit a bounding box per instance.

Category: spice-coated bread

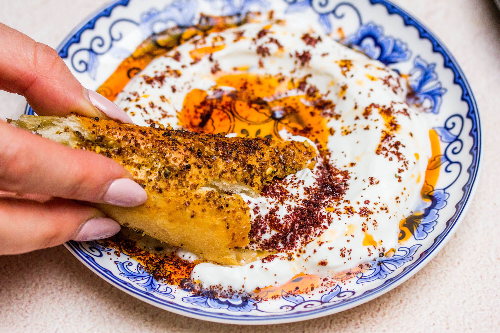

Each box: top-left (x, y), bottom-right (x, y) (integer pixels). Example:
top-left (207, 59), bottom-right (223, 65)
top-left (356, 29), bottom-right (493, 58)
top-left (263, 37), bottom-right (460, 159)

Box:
top-left (10, 115), bottom-right (316, 265)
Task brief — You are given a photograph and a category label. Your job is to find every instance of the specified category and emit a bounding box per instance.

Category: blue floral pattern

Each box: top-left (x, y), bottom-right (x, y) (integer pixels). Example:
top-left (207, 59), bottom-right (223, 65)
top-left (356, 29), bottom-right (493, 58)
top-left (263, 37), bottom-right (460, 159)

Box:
top-left (408, 56), bottom-right (447, 114)
top-left (346, 22), bottom-right (411, 65)
top-left (139, 0), bottom-right (197, 36)
top-left (357, 245), bottom-right (421, 283)
top-left (70, 17), bottom-right (139, 77)
top-left (182, 293), bottom-right (258, 312)
top-left (285, 0), bottom-right (362, 35)
top-left (432, 115), bottom-right (464, 189)
top-left (45, 0), bottom-right (480, 323)
top-left (206, 0), bottom-right (269, 16)
top-left (414, 189), bottom-right (450, 240)
top-left (115, 261), bottom-right (175, 298)
top-left (280, 285), bottom-right (355, 310)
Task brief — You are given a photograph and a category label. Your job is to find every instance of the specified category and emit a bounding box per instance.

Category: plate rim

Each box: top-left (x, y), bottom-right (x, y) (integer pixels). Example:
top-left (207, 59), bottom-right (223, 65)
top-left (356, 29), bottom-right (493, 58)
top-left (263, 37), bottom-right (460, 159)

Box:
top-left (39, 0), bottom-right (483, 324)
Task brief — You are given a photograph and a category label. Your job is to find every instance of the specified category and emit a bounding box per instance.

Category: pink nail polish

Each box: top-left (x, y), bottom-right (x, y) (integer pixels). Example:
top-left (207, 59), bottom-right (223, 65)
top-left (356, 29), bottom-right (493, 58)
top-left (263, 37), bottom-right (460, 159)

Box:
top-left (73, 217), bottom-right (121, 242)
top-left (103, 178), bottom-right (148, 207)
top-left (86, 89), bottom-right (133, 123)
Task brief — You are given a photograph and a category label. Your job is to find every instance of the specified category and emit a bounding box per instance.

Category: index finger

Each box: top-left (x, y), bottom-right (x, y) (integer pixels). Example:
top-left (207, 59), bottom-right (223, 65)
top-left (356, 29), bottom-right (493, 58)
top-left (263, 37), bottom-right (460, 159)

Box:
top-left (0, 23), bottom-right (131, 123)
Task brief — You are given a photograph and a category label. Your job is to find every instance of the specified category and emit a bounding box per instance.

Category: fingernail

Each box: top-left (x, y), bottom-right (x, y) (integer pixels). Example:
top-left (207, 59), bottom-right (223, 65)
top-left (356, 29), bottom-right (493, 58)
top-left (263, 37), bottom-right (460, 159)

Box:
top-left (73, 217), bottom-right (121, 242)
top-left (85, 89), bottom-right (133, 123)
top-left (103, 178), bottom-right (148, 207)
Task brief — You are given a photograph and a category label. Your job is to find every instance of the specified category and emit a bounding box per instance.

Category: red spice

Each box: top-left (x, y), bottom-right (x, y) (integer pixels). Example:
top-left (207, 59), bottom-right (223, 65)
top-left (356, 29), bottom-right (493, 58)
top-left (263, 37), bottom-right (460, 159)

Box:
top-left (368, 177), bottom-right (379, 185)
top-left (249, 159), bottom-right (349, 252)
top-left (261, 181), bottom-right (289, 204)
top-left (101, 232), bottom-right (195, 285)
top-left (344, 206), bottom-right (355, 215)
top-left (363, 103), bottom-right (378, 119)
top-left (314, 98), bottom-right (338, 119)
top-left (233, 30), bottom-right (245, 42)
top-left (143, 74), bottom-right (166, 87)
top-left (268, 37), bottom-right (283, 49)
top-left (295, 50), bottom-right (312, 66)
top-left (359, 207), bottom-right (373, 217)
top-left (376, 132), bottom-right (407, 163)
top-left (256, 45), bottom-right (271, 57)
top-left (302, 33), bottom-right (322, 47)
top-left (306, 85), bottom-right (318, 98)
top-left (211, 61), bottom-right (221, 74)
top-left (297, 81), bottom-right (307, 91)
top-left (261, 254), bottom-right (277, 263)
top-left (257, 28), bottom-right (269, 39)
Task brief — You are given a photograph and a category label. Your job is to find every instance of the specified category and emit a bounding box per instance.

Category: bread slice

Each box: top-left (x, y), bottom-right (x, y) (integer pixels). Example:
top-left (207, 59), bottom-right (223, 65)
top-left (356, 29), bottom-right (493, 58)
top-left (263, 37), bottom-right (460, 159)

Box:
top-left (10, 115), bottom-right (317, 265)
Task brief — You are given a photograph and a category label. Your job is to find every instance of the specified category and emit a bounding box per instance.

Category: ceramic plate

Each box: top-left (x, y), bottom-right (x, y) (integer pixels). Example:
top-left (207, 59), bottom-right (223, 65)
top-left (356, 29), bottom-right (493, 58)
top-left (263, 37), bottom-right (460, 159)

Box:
top-left (26, 0), bottom-right (481, 324)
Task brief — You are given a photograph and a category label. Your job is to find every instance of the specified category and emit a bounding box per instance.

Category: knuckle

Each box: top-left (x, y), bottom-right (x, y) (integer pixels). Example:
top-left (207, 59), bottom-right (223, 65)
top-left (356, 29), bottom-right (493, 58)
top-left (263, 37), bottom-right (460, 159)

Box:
top-left (0, 137), bottom-right (33, 192)
top-left (32, 43), bottom-right (61, 73)
top-left (21, 43), bottom-right (64, 96)
top-left (38, 224), bottom-right (65, 249)
top-left (58, 153), bottom-right (112, 201)
top-left (37, 201), bottom-right (86, 249)
top-left (62, 168), bottom-right (94, 200)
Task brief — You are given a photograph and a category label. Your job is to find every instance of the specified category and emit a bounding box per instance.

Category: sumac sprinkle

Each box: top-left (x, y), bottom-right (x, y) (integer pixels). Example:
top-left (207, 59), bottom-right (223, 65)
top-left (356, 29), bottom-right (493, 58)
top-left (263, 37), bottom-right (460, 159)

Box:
top-left (302, 33), bottom-right (322, 47)
top-left (256, 45), bottom-right (271, 57)
top-left (249, 159), bottom-right (349, 252)
top-left (295, 50), bottom-right (312, 66)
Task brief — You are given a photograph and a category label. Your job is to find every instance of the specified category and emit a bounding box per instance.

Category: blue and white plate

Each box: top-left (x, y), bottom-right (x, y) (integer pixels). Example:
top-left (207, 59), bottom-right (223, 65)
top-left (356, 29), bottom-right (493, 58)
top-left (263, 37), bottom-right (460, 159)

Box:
top-left (26, 0), bottom-right (481, 324)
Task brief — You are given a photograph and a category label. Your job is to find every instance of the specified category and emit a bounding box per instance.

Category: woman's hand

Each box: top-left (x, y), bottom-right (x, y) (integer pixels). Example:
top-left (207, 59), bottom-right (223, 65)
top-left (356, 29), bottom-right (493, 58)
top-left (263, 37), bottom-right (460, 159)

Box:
top-left (0, 23), bottom-right (147, 255)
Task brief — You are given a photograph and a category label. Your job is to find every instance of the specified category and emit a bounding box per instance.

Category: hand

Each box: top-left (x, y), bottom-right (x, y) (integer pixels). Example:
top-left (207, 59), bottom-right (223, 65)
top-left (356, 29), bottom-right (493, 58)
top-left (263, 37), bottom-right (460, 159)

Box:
top-left (0, 23), bottom-right (147, 255)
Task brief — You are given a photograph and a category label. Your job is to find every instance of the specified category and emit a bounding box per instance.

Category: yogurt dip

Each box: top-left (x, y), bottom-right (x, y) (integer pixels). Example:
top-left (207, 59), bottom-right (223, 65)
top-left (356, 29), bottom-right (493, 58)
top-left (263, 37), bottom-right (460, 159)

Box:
top-left (113, 19), bottom-right (431, 295)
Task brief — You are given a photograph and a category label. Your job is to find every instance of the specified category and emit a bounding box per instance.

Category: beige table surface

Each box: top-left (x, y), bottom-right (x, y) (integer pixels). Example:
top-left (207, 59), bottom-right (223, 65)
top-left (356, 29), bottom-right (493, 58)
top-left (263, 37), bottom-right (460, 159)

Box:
top-left (0, 0), bottom-right (499, 332)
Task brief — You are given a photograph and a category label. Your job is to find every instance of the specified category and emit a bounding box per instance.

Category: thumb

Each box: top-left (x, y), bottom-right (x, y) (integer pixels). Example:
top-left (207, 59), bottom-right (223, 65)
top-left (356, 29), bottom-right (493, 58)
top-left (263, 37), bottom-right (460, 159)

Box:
top-left (0, 23), bottom-right (131, 123)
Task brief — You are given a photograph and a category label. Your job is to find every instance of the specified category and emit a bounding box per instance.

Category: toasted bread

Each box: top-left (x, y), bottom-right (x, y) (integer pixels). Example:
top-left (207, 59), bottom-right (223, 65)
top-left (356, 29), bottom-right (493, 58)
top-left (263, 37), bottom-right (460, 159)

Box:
top-left (10, 115), bottom-right (316, 265)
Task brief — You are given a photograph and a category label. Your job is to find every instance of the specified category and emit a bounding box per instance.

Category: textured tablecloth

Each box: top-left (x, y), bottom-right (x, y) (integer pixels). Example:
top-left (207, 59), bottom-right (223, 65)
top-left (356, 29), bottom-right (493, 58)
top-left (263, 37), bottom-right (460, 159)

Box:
top-left (0, 1), bottom-right (499, 332)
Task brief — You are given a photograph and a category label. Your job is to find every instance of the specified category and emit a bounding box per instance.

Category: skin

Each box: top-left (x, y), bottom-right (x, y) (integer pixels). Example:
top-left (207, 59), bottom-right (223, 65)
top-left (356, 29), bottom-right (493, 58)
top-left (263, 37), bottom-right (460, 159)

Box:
top-left (0, 23), bottom-right (145, 255)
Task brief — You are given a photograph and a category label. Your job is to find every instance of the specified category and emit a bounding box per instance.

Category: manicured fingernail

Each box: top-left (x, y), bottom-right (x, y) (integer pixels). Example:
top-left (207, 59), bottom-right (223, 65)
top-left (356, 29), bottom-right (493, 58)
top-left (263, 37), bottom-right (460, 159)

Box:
top-left (103, 178), bottom-right (148, 207)
top-left (73, 217), bottom-right (121, 242)
top-left (85, 89), bottom-right (133, 123)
